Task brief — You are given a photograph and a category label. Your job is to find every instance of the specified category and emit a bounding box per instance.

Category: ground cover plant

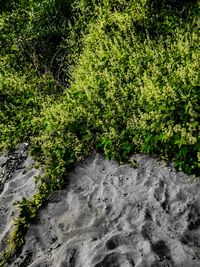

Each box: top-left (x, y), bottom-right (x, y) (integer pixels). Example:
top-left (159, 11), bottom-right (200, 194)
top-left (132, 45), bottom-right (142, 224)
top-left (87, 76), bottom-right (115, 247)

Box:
top-left (0, 0), bottom-right (199, 265)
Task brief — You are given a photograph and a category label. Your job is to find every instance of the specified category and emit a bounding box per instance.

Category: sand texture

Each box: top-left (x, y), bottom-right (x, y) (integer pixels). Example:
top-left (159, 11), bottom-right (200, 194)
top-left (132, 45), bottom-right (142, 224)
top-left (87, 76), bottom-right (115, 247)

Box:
top-left (0, 144), bottom-right (40, 254)
top-left (1, 153), bottom-right (200, 267)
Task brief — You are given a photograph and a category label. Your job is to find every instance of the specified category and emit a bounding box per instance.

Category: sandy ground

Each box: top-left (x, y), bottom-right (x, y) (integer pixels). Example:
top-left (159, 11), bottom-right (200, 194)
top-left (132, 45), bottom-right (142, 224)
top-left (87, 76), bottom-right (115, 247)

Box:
top-left (0, 144), bottom-right (40, 254)
top-left (1, 152), bottom-right (200, 267)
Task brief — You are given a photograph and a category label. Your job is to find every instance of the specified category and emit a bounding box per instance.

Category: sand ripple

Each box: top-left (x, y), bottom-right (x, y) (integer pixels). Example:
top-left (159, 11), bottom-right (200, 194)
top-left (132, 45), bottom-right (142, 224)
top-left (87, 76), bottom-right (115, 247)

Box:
top-left (2, 154), bottom-right (200, 267)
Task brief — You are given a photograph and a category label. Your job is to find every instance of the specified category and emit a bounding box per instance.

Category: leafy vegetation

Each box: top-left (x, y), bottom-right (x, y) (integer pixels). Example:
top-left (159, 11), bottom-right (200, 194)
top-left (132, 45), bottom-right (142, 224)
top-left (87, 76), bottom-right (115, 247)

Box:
top-left (0, 0), bottom-right (199, 265)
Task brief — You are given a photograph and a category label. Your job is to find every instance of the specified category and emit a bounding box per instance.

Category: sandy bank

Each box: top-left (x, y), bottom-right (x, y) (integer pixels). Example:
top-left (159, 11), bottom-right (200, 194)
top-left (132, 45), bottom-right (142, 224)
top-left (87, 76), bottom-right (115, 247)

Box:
top-left (2, 153), bottom-right (200, 267)
top-left (0, 144), bottom-right (40, 254)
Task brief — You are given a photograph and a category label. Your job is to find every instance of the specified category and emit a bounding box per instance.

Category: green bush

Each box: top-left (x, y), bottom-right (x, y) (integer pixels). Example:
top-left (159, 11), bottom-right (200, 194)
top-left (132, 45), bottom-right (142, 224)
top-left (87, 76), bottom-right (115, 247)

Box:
top-left (0, 0), bottom-right (73, 150)
top-left (34, 0), bottom-right (200, 175)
